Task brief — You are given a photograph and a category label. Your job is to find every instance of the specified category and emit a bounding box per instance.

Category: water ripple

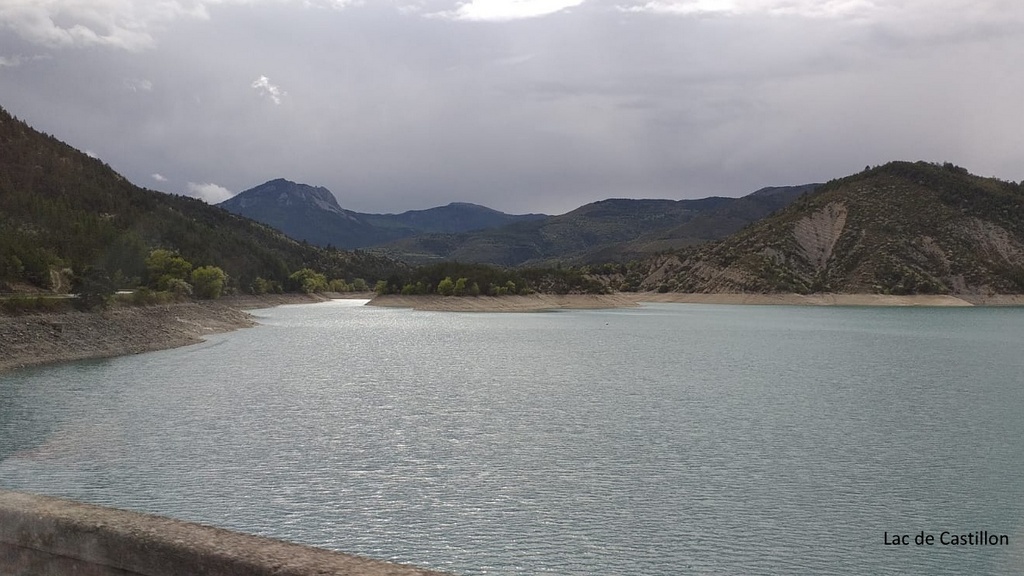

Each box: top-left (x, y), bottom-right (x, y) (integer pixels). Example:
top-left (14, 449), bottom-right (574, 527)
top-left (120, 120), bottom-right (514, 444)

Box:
top-left (2, 303), bottom-right (1024, 575)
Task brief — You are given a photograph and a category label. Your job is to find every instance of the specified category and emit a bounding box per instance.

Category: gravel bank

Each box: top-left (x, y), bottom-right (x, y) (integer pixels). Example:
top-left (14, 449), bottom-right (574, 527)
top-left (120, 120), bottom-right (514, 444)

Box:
top-left (369, 292), bottom-right (1024, 312)
top-left (0, 294), bottom-right (331, 374)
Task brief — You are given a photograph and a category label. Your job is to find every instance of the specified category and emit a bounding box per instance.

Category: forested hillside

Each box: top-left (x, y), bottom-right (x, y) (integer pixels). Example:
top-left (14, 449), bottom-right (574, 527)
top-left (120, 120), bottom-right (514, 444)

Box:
top-left (0, 106), bottom-right (401, 295)
top-left (379, 186), bottom-right (814, 267)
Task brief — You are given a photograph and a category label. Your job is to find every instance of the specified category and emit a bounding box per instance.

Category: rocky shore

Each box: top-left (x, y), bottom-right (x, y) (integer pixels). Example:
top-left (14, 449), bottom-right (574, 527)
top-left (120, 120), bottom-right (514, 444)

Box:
top-left (0, 294), bottom-right (333, 374)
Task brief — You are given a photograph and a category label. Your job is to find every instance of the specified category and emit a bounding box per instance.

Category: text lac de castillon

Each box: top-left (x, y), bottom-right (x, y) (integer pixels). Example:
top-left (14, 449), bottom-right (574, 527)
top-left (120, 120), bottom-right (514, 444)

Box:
top-left (885, 531), bottom-right (1009, 546)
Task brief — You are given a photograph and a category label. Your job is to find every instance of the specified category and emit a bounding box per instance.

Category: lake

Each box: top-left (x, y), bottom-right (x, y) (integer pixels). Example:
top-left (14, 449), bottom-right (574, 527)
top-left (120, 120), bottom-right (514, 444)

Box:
top-left (2, 300), bottom-right (1024, 575)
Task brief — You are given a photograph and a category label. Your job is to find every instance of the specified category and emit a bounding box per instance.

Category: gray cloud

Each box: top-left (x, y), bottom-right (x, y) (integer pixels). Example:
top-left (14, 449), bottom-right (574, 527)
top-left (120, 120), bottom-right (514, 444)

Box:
top-left (0, 0), bottom-right (214, 50)
top-left (1, 0), bottom-right (1022, 215)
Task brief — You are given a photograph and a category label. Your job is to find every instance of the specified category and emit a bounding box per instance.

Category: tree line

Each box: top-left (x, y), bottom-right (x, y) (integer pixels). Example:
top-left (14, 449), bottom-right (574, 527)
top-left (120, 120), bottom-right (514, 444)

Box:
top-left (371, 262), bottom-right (613, 297)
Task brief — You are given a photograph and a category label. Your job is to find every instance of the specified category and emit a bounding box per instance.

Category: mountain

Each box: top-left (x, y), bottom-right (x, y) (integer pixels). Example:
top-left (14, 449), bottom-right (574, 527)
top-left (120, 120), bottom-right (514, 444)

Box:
top-left (379, 185), bottom-right (817, 267)
top-left (0, 106), bottom-right (402, 294)
top-left (217, 179), bottom-right (386, 248)
top-left (362, 202), bottom-right (547, 235)
top-left (218, 179), bottom-right (546, 249)
top-left (637, 162), bottom-right (1024, 295)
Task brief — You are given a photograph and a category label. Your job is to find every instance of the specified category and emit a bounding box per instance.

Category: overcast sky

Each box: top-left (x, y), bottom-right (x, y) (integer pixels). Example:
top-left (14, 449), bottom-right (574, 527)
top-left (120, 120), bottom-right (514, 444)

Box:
top-left (1, 0), bottom-right (1022, 214)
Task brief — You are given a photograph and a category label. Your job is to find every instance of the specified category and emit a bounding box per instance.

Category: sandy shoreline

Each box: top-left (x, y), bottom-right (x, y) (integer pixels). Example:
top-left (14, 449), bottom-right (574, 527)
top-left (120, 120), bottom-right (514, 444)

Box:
top-left (369, 292), bottom-right (1024, 312)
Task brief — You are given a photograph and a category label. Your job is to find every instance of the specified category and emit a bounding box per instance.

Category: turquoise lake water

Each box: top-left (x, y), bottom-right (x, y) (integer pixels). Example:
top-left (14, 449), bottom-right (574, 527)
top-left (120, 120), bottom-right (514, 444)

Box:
top-left (2, 300), bottom-right (1024, 574)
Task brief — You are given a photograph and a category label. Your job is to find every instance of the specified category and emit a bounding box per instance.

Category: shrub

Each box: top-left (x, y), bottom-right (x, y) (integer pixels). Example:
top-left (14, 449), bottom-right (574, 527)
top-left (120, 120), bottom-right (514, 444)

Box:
top-left (328, 279), bottom-right (352, 293)
top-left (1, 296), bottom-right (71, 315)
top-left (126, 287), bottom-right (174, 306)
top-left (165, 278), bottom-right (193, 299)
top-left (437, 277), bottom-right (455, 296)
top-left (288, 268), bottom-right (328, 294)
top-left (145, 249), bottom-right (193, 290)
top-left (192, 266), bottom-right (227, 299)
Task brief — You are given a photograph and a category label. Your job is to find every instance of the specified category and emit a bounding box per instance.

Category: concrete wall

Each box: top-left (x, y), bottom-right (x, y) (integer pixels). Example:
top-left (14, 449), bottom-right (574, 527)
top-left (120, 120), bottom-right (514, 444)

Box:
top-left (0, 490), bottom-right (451, 576)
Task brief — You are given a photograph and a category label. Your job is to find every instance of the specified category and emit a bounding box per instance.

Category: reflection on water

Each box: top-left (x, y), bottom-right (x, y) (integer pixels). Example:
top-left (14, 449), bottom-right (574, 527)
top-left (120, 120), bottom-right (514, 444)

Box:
top-left (3, 301), bottom-right (1024, 575)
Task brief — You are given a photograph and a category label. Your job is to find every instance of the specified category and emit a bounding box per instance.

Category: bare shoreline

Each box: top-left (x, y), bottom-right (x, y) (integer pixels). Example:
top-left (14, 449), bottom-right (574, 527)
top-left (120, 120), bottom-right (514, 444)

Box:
top-left (633, 292), bottom-right (1024, 307)
top-left (368, 292), bottom-right (1024, 312)
top-left (0, 293), bottom-right (336, 375)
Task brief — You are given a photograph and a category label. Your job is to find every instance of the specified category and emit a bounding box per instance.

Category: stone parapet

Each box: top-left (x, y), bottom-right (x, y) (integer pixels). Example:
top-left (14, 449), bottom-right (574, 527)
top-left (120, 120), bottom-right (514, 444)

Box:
top-left (0, 490), bottom-right (450, 576)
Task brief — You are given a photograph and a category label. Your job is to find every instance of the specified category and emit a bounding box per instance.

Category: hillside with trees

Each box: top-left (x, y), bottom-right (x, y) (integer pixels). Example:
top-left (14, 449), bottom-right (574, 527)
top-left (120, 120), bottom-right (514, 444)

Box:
top-left (0, 105), bottom-right (402, 301)
top-left (378, 185), bottom-right (815, 267)
top-left (635, 162), bottom-right (1024, 295)
top-left (370, 261), bottom-right (612, 298)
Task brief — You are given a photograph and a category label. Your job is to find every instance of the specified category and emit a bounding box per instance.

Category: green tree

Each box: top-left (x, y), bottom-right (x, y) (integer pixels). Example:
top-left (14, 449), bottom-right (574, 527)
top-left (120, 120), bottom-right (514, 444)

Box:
top-left (165, 278), bottom-right (193, 299)
top-left (289, 268), bottom-right (328, 293)
top-left (145, 249), bottom-right (193, 291)
top-left (251, 277), bottom-right (270, 295)
top-left (191, 266), bottom-right (227, 299)
top-left (99, 232), bottom-right (148, 285)
top-left (71, 266), bottom-right (115, 311)
top-left (0, 254), bottom-right (24, 283)
top-left (437, 276), bottom-right (455, 296)
top-left (328, 279), bottom-right (352, 292)
top-left (351, 278), bottom-right (369, 291)
top-left (374, 279), bottom-right (389, 295)
top-left (453, 277), bottom-right (468, 296)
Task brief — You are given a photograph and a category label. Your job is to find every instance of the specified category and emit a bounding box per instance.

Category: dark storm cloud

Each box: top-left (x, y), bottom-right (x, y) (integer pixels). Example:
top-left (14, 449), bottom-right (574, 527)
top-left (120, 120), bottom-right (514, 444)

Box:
top-left (1, 0), bottom-right (1023, 215)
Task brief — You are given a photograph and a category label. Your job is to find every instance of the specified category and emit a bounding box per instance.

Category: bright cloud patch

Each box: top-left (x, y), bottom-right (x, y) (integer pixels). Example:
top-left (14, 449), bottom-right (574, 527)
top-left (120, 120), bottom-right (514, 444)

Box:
top-left (435, 0), bottom-right (587, 21)
top-left (302, 0), bottom-right (363, 8)
top-left (621, 0), bottom-right (879, 18)
top-left (187, 182), bottom-right (233, 204)
top-left (152, 173), bottom-right (168, 182)
top-left (252, 75), bottom-right (286, 104)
